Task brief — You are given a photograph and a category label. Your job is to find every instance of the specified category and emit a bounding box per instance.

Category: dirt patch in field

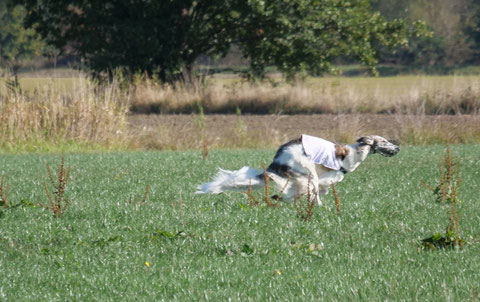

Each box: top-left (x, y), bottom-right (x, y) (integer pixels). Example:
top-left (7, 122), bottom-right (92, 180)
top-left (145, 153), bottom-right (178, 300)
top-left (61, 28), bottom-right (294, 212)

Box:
top-left (127, 114), bottom-right (480, 150)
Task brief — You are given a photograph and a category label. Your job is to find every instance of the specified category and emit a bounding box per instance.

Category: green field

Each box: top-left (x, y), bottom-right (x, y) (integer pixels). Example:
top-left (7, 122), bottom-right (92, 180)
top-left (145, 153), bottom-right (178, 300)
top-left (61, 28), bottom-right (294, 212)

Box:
top-left (1, 146), bottom-right (480, 300)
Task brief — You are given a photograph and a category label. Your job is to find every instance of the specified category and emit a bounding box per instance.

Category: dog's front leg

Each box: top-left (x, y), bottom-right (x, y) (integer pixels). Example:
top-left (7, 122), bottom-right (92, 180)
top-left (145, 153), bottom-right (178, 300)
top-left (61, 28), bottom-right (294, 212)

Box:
top-left (307, 171), bottom-right (322, 206)
top-left (312, 182), bottom-right (322, 206)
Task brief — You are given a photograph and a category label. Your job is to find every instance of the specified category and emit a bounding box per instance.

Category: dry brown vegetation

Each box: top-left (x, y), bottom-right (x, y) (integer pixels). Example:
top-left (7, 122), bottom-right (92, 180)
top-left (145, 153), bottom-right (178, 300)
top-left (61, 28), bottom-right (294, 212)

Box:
top-left (422, 145), bottom-right (464, 249)
top-left (129, 75), bottom-right (480, 115)
top-left (128, 113), bottom-right (480, 150)
top-left (1, 74), bottom-right (480, 152)
top-left (126, 75), bottom-right (480, 149)
top-left (39, 154), bottom-right (71, 217)
top-left (293, 174), bottom-right (316, 221)
top-left (0, 78), bottom-right (129, 151)
top-left (126, 184), bottom-right (151, 207)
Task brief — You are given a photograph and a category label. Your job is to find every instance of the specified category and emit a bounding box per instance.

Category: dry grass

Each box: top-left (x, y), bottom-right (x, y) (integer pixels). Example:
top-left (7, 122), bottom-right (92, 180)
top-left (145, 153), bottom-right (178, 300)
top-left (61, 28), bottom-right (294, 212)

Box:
top-left (0, 77), bottom-right (129, 151)
top-left (2, 74), bottom-right (480, 152)
top-left (128, 113), bottom-right (480, 151)
top-left (125, 75), bottom-right (480, 148)
top-left (129, 75), bottom-right (480, 115)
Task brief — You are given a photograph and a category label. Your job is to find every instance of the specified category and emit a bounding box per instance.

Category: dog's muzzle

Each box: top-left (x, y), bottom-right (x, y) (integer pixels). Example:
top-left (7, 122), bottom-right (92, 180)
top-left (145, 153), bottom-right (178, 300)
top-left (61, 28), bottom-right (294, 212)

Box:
top-left (376, 145), bottom-right (400, 156)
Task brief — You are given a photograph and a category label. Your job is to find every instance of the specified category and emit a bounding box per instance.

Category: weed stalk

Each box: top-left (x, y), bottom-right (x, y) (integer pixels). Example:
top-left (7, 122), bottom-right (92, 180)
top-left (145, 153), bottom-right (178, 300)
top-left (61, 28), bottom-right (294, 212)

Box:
top-left (39, 154), bottom-right (71, 217)
top-left (294, 174), bottom-right (315, 221)
top-left (127, 184), bottom-right (151, 206)
top-left (422, 145), bottom-right (463, 248)
top-left (0, 176), bottom-right (9, 208)
top-left (245, 181), bottom-right (259, 207)
top-left (202, 139), bottom-right (208, 160)
top-left (331, 182), bottom-right (341, 216)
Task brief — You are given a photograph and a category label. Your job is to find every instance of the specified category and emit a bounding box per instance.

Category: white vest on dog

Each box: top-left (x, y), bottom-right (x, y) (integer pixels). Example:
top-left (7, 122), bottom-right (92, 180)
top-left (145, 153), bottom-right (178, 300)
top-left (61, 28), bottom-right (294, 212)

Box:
top-left (301, 134), bottom-right (341, 170)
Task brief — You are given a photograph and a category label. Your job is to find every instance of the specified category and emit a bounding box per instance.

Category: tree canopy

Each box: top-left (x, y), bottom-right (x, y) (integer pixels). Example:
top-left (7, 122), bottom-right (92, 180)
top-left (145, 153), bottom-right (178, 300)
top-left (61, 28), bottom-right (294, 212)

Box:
top-left (233, 0), bottom-right (424, 79)
top-left (372, 0), bottom-right (480, 67)
top-left (15, 0), bottom-right (425, 82)
top-left (0, 0), bottom-right (44, 74)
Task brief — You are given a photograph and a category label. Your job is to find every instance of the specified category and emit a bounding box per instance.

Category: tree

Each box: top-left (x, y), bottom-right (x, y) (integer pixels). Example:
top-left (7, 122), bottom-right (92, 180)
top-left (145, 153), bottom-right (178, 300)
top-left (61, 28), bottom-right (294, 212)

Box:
top-left (465, 1), bottom-right (480, 64)
top-left (373, 0), bottom-right (478, 67)
top-left (16, 0), bottom-right (237, 83)
top-left (0, 0), bottom-right (44, 79)
top-left (15, 0), bottom-right (423, 83)
top-left (233, 0), bottom-right (424, 80)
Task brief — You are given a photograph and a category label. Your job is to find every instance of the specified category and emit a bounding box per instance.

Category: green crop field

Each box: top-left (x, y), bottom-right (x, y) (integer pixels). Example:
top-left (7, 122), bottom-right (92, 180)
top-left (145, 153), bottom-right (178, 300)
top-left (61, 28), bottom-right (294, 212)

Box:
top-left (1, 146), bottom-right (480, 300)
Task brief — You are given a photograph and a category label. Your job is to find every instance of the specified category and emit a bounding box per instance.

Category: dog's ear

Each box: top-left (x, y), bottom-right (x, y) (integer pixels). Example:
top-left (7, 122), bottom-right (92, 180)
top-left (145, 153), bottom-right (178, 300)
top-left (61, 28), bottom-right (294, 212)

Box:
top-left (335, 144), bottom-right (349, 160)
top-left (356, 136), bottom-right (374, 146)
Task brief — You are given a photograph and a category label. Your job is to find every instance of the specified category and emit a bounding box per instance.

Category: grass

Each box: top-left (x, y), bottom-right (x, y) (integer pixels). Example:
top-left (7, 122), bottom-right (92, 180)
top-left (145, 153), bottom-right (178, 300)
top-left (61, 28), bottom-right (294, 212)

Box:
top-left (129, 74), bottom-right (480, 115)
top-left (129, 113), bottom-right (480, 152)
top-left (2, 73), bottom-right (480, 152)
top-left (0, 77), bottom-right (129, 153)
top-left (4, 73), bottom-right (480, 115)
top-left (1, 146), bottom-right (480, 300)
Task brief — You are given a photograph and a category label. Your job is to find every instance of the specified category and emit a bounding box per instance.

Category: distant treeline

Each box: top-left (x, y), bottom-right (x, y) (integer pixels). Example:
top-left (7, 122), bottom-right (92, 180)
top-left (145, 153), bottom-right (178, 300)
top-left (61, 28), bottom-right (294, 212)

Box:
top-left (214, 0), bottom-right (480, 70)
top-left (372, 0), bottom-right (480, 67)
top-left (1, 0), bottom-right (479, 81)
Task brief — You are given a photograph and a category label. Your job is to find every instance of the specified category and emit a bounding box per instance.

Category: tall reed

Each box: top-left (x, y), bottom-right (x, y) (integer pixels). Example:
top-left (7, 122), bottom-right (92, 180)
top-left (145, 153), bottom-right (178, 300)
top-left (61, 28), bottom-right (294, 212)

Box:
top-left (0, 78), bottom-right (129, 151)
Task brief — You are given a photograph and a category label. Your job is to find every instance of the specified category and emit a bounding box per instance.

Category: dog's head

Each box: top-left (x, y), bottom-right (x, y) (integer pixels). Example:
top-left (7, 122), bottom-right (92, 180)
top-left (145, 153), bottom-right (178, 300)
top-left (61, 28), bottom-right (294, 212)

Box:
top-left (356, 135), bottom-right (400, 157)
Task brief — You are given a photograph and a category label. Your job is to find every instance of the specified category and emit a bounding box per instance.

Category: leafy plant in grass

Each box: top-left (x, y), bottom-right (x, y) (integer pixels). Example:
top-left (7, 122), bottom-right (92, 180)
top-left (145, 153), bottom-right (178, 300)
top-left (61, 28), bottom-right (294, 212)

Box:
top-left (148, 230), bottom-right (186, 242)
top-left (422, 145), bottom-right (463, 249)
top-left (39, 154), bottom-right (71, 217)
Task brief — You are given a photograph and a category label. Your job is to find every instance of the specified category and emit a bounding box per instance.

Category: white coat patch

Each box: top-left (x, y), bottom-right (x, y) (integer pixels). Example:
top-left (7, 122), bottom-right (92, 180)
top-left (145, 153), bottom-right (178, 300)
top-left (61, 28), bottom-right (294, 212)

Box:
top-left (301, 134), bottom-right (341, 170)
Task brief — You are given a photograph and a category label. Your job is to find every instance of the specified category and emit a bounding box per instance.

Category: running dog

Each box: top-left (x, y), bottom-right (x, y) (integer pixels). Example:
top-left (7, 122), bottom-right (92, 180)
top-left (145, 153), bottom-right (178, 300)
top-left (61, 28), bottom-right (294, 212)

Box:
top-left (196, 135), bottom-right (400, 205)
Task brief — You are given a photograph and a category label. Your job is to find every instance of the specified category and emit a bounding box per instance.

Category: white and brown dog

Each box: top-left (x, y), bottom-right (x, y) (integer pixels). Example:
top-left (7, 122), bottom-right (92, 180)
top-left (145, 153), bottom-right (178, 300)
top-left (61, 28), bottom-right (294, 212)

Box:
top-left (196, 135), bottom-right (400, 205)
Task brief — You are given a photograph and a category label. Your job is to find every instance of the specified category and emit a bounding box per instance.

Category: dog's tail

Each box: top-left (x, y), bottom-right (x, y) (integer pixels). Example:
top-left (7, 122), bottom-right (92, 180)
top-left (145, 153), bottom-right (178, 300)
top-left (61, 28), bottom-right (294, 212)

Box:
top-left (195, 166), bottom-right (265, 194)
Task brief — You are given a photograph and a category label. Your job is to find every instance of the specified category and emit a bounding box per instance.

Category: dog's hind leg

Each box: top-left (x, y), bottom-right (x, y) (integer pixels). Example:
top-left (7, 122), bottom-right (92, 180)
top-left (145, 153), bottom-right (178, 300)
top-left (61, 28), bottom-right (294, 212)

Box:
top-left (275, 175), bottom-right (323, 205)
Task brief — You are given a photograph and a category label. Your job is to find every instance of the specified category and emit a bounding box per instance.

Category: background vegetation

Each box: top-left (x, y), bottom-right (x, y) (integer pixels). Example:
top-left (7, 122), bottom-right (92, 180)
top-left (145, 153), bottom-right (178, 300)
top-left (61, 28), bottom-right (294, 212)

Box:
top-left (0, 0), bottom-right (479, 150)
top-left (10, 0), bottom-right (426, 82)
top-left (1, 2), bottom-right (480, 300)
top-left (0, 0), bottom-right (479, 78)
top-left (372, 0), bottom-right (480, 68)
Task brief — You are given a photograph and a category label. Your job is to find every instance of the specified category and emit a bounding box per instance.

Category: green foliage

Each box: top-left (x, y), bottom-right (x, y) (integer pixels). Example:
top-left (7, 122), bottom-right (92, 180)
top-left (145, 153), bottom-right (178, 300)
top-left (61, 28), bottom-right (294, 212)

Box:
top-left (16, 0), bottom-right (236, 83)
top-left (234, 0), bottom-right (427, 80)
top-left (0, 0), bottom-right (44, 73)
top-left (15, 0), bottom-right (422, 82)
top-left (373, 0), bottom-right (480, 67)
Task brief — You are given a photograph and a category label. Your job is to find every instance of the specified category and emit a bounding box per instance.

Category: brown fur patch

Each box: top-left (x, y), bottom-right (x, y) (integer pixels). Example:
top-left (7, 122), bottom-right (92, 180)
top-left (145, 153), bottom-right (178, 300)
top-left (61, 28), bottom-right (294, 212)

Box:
top-left (335, 144), bottom-right (349, 160)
